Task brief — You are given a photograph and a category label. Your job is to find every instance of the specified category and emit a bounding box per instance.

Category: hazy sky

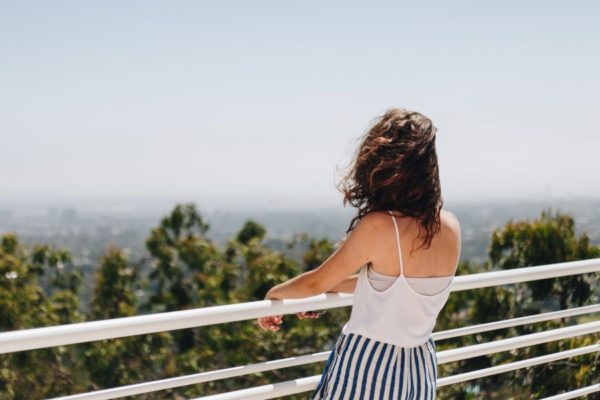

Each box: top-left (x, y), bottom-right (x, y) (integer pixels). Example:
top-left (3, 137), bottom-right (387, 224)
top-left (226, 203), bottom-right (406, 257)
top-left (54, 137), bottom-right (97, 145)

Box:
top-left (1, 1), bottom-right (599, 210)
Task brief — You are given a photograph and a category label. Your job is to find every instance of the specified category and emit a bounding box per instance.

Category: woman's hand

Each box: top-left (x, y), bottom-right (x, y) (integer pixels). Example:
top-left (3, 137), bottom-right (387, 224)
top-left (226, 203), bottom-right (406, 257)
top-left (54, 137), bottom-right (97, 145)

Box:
top-left (257, 311), bottom-right (325, 331)
top-left (296, 310), bottom-right (326, 319)
top-left (258, 292), bottom-right (284, 331)
top-left (257, 314), bottom-right (283, 331)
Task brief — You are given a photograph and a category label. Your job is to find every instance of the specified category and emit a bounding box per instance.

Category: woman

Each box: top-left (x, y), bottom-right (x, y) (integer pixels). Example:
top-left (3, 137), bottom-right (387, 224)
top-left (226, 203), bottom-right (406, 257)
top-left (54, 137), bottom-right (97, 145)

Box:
top-left (257, 107), bottom-right (461, 399)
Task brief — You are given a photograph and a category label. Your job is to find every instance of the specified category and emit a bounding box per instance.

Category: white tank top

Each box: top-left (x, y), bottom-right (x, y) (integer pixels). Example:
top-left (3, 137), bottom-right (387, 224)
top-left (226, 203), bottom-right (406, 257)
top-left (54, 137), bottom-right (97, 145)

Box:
top-left (367, 266), bottom-right (453, 294)
top-left (341, 210), bottom-right (457, 347)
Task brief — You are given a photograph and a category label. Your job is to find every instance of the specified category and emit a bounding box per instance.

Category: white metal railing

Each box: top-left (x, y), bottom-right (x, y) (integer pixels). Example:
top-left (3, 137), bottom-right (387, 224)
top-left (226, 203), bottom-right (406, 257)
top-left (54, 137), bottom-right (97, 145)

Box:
top-left (188, 321), bottom-right (600, 399)
top-left (437, 344), bottom-right (600, 387)
top-left (1, 258), bottom-right (598, 400)
top-left (540, 383), bottom-right (600, 400)
top-left (53, 321), bottom-right (600, 400)
top-left (433, 303), bottom-right (600, 340)
top-left (2, 258), bottom-right (598, 354)
top-left (49, 304), bottom-right (600, 400)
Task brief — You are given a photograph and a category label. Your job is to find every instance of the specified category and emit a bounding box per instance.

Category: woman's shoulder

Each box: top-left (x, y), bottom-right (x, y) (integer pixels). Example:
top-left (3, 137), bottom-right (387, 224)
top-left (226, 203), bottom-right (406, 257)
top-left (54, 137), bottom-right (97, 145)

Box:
top-left (441, 208), bottom-right (460, 224)
top-left (352, 209), bottom-right (461, 241)
top-left (440, 209), bottom-right (461, 239)
top-left (353, 210), bottom-right (392, 230)
top-left (440, 209), bottom-right (462, 268)
top-left (362, 208), bottom-right (459, 226)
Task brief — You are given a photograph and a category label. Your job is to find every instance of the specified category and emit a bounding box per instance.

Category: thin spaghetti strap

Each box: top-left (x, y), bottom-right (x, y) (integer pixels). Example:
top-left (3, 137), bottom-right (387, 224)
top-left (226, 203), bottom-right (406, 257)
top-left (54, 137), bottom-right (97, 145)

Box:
top-left (387, 210), bottom-right (404, 276)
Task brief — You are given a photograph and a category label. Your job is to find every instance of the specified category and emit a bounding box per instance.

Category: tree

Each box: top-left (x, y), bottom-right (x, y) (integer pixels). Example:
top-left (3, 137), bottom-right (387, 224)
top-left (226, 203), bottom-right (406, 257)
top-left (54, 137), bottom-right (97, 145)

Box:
top-left (438, 208), bottom-right (600, 399)
top-left (144, 204), bottom-right (223, 352)
top-left (489, 208), bottom-right (598, 318)
top-left (82, 247), bottom-right (172, 393)
top-left (0, 234), bottom-right (83, 399)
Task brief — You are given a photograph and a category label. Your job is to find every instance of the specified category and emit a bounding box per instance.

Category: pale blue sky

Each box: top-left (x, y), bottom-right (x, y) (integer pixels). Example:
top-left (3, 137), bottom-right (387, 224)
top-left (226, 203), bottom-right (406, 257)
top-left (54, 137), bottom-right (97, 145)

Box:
top-left (1, 1), bottom-right (599, 210)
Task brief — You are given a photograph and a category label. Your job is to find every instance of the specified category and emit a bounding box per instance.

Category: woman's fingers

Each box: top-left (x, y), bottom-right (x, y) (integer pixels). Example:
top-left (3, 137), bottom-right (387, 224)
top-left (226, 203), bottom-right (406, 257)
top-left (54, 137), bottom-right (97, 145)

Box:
top-left (258, 317), bottom-right (267, 330)
top-left (257, 315), bottom-right (283, 331)
top-left (296, 311), bottom-right (325, 319)
top-left (258, 311), bottom-right (326, 330)
top-left (257, 318), bottom-right (265, 330)
top-left (265, 316), bottom-right (282, 330)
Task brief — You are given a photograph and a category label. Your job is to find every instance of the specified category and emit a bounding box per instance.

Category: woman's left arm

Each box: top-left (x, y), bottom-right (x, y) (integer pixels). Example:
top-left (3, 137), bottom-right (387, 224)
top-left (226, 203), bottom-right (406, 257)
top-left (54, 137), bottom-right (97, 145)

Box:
top-left (265, 271), bottom-right (360, 299)
top-left (264, 213), bottom-right (381, 300)
top-left (258, 213), bottom-right (381, 331)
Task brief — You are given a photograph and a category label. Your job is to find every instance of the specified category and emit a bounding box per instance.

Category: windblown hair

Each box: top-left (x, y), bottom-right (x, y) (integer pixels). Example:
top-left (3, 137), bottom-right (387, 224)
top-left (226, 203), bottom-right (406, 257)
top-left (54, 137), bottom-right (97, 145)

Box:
top-left (336, 107), bottom-right (443, 256)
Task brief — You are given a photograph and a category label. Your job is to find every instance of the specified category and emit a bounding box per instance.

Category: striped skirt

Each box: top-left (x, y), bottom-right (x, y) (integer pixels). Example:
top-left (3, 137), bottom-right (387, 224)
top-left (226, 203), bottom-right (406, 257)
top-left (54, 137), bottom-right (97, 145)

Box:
top-left (311, 332), bottom-right (438, 400)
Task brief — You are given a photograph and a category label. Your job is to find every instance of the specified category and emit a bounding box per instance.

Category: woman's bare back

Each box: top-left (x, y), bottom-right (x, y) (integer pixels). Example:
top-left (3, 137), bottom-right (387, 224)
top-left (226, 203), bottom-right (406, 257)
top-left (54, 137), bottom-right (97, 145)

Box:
top-left (366, 209), bottom-right (461, 278)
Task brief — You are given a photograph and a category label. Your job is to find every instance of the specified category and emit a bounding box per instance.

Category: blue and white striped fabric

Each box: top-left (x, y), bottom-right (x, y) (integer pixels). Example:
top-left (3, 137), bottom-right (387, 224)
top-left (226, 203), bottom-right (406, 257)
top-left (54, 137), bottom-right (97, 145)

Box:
top-left (312, 332), bottom-right (438, 399)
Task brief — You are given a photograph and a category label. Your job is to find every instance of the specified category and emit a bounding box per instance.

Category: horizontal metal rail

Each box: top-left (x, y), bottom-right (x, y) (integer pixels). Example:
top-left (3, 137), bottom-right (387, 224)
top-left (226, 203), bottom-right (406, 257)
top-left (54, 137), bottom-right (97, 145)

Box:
top-left (0, 294), bottom-right (352, 355)
top-left (47, 305), bottom-right (600, 400)
top-left (540, 383), bottom-right (600, 400)
top-left (190, 342), bottom-right (600, 400)
top-left (436, 343), bottom-right (600, 387)
top-left (433, 303), bottom-right (600, 341)
top-left (3, 258), bottom-right (599, 354)
top-left (437, 320), bottom-right (600, 363)
top-left (195, 376), bottom-right (317, 400)
top-left (48, 352), bottom-right (331, 400)
top-left (188, 321), bottom-right (600, 400)
top-left (451, 258), bottom-right (599, 290)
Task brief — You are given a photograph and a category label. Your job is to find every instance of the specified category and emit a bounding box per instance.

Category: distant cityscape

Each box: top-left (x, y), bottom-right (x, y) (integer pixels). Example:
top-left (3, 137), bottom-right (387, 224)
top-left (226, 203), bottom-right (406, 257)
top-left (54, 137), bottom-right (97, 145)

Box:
top-left (1, 197), bottom-right (599, 268)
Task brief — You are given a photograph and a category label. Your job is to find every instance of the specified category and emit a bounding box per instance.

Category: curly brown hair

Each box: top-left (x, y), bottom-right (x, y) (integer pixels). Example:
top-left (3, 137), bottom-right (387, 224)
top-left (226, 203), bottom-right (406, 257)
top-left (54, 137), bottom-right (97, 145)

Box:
top-left (336, 107), bottom-right (443, 256)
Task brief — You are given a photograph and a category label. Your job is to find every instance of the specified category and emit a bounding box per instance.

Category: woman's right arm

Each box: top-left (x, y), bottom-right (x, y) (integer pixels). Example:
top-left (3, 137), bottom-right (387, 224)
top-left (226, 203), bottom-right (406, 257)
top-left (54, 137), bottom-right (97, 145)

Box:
top-left (327, 274), bottom-right (358, 293)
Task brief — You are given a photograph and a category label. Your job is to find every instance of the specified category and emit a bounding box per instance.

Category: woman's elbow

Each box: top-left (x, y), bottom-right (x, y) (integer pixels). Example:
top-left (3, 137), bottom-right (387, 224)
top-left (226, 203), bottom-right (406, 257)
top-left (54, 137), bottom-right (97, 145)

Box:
top-left (304, 271), bottom-right (330, 295)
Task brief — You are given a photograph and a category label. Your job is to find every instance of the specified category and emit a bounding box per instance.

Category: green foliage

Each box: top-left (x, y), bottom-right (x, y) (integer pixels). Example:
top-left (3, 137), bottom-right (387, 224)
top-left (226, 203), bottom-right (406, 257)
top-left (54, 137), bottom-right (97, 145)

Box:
top-left (303, 237), bottom-right (337, 271)
top-left (0, 205), bottom-right (598, 399)
top-left (89, 247), bottom-right (138, 319)
top-left (144, 203), bottom-right (236, 310)
top-left (0, 234), bottom-right (83, 400)
top-left (236, 220), bottom-right (266, 245)
top-left (489, 208), bottom-right (599, 312)
top-left (437, 208), bottom-right (600, 399)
